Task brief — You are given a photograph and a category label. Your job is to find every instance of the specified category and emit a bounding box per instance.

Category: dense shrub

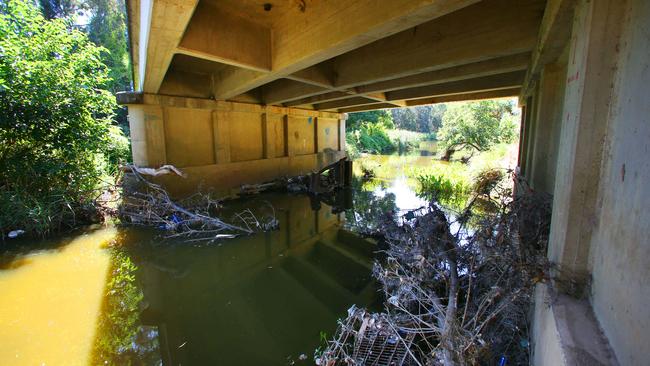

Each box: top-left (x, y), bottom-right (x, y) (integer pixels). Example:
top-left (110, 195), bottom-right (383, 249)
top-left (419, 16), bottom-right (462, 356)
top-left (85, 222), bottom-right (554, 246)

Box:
top-left (0, 0), bottom-right (128, 236)
top-left (346, 110), bottom-right (394, 130)
top-left (347, 121), bottom-right (395, 154)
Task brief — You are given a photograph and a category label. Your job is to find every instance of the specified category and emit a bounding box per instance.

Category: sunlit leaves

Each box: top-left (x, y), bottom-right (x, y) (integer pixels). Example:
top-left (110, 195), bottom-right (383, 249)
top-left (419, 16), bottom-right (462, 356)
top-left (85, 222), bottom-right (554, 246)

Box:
top-left (0, 0), bottom-right (125, 234)
top-left (437, 100), bottom-right (518, 158)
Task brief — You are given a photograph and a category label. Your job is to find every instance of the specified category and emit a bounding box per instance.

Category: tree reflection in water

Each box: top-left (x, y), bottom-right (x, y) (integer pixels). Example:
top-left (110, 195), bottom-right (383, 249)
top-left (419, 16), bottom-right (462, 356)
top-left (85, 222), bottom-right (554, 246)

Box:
top-left (345, 177), bottom-right (398, 233)
top-left (91, 232), bottom-right (162, 366)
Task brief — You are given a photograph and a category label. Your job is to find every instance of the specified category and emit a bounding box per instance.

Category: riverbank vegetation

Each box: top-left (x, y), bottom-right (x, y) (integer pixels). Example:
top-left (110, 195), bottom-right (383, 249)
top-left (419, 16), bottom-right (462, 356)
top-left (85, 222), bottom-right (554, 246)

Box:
top-left (347, 99), bottom-right (519, 212)
top-left (346, 100), bottom-right (517, 161)
top-left (346, 108), bottom-right (440, 157)
top-left (0, 0), bottom-right (130, 237)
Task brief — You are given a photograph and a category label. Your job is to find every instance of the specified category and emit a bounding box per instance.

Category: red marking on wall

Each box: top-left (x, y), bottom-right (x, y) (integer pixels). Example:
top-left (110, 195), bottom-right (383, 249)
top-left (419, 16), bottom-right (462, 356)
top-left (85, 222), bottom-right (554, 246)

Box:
top-left (567, 71), bottom-right (580, 84)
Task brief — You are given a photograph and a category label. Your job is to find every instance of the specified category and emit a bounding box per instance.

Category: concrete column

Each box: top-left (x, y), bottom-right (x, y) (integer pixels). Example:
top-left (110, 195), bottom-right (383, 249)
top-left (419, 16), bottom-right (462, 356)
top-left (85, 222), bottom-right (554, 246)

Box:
top-left (529, 62), bottom-right (567, 194)
top-left (519, 96), bottom-right (534, 178)
top-left (547, 0), bottom-right (627, 287)
top-left (212, 110), bottom-right (231, 164)
top-left (128, 104), bottom-right (166, 167)
top-left (261, 113), bottom-right (277, 159)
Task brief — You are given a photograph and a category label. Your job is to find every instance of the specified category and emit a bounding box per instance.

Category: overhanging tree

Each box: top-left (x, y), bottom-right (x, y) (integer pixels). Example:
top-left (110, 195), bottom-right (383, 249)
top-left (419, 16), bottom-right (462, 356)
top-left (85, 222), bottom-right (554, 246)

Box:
top-left (437, 100), bottom-right (518, 161)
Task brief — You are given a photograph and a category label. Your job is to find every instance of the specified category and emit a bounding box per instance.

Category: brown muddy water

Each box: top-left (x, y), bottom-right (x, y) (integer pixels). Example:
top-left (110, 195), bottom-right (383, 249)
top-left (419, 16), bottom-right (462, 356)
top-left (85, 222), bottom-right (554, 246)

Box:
top-left (0, 153), bottom-right (441, 366)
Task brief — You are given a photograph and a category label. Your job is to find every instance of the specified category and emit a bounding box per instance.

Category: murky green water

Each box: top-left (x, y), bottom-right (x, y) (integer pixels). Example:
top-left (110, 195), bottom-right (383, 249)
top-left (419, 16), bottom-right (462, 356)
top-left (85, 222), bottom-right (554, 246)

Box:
top-left (0, 153), bottom-right (438, 366)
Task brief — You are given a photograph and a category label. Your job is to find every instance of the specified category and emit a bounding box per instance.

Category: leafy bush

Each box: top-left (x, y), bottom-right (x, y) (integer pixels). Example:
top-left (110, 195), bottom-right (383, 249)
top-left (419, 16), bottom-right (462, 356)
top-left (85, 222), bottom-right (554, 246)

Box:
top-left (347, 110), bottom-right (394, 130)
top-left (347, 121), bottom-right (395, 154)
top-left (0, 0), bottom-right (125, 236)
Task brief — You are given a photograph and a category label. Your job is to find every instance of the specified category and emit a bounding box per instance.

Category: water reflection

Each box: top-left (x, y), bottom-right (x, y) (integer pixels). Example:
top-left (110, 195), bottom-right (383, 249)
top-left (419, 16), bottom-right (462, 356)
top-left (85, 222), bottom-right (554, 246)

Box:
top-left (96, 194), bottom-right (380, 366)
top-left (0, 154), bottom-right (442, 366)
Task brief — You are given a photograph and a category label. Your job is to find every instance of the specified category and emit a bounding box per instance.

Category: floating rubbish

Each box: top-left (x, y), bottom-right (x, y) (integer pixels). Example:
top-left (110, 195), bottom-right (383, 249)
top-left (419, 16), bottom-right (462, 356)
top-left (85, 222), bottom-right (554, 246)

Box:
top-left (215, 234), bottom-right (237, 239)
top-left (7, 230), bottom-right (25, 239)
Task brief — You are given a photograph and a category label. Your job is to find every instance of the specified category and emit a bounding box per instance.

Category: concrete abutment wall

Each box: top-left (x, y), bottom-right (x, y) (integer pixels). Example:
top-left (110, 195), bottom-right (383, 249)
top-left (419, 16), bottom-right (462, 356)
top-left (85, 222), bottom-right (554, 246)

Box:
top-left (522, 0), bottom-right (650, 364)
top-left (124, 94), bottom-right (347, 197)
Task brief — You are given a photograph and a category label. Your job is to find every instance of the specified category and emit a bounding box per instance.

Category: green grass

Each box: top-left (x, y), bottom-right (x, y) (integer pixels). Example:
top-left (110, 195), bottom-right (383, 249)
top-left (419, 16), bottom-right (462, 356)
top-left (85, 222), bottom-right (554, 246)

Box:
top-left (407, 143), bottom-right (516, 210)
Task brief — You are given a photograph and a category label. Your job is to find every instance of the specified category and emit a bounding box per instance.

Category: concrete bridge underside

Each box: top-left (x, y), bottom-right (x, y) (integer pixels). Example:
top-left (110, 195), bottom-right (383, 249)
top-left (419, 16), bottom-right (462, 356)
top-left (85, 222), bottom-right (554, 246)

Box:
top-left (119, 0), bottom-right (546, 195)
top-left (120, 0), bottom-right (650, 365)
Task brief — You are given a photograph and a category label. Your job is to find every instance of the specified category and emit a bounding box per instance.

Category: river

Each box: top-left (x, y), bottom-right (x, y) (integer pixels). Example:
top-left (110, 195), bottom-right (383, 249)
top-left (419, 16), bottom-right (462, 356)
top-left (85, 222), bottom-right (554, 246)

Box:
top-left (0, 153), bottom-right (442, 366)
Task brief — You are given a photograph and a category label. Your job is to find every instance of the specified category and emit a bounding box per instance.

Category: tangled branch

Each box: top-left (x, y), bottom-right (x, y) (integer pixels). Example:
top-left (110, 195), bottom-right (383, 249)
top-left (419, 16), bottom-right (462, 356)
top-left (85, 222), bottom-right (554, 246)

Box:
top-left (318, 172), bottom-right (551, 365)
top-left (119, 166), bottom-right (278, 242)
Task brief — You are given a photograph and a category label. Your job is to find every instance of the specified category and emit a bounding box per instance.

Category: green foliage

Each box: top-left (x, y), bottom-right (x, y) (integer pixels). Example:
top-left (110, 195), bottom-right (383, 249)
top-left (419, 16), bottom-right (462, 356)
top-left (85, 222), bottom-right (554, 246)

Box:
top-left (438, 99), bottom-right (518, 160)
top-left (392, 108), bottom-right (418, 130)
top-left (347, 110), bottom-right (394, 130)
top-left (416, 174), bottom-right (471, 208)
top-left (347, 121), bottom-right (395, 154)
top-left (105, 125), bottom-right (131, 173)
top-left (386, 129), bottom-right (428, 154)
top-left (37, 0), bottom-right (85, 19)
top-left (87, 0), bottom-right (131, 94)
top-left (391, 104), bottom-right (446, 133)
top-left (0, 0), bottom-right (126, 235)
top-left (86, 0), bottom-right (132, 126)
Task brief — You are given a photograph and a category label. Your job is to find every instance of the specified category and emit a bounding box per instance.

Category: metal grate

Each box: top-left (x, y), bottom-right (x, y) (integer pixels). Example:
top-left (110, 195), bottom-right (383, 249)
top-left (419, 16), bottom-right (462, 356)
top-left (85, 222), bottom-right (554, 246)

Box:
top-left (352, 319), bottom-right (414, 366)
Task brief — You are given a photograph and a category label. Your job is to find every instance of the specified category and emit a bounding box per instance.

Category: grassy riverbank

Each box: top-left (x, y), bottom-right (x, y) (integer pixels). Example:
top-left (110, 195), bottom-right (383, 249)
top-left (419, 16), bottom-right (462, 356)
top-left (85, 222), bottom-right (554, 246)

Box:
top-left (355, 142), bottom-right (518, 210)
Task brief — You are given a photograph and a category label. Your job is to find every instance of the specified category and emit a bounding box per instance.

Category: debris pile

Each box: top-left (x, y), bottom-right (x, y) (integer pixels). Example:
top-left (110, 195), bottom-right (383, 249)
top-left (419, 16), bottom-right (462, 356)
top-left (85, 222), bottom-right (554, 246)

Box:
top-left (119, 166), bottom-right (278, 242)
top-left (318, 177), bottom-right (551, 366)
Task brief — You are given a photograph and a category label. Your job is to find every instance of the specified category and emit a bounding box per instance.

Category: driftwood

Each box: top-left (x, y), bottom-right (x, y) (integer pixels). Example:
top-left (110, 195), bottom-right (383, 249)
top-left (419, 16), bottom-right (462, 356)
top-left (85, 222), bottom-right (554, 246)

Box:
top-left (122, 164), bottom-right (188, 177)
top-left (119, 165), bottom-right (278, 242)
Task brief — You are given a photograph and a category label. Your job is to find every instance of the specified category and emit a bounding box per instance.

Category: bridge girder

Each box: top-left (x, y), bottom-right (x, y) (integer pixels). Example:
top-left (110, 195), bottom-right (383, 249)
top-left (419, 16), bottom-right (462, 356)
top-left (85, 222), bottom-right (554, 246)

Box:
top-left (126, 0), bottom-right (548, 113)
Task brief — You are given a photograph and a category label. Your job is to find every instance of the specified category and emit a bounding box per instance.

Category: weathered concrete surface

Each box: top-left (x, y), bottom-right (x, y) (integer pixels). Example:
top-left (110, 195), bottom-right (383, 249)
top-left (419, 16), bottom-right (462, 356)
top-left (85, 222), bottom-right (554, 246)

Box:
top-left (532, 283), bottom-right (618, 366)
top-left (587, 0), bottom-right (650, 364)
top-left (546, 0), bottom-right (625, 286)
top-left (532, 284), bottom-right (567, 366)
top-left (124, 94), bottom-right (347, 197)
top-left (528, 60), bottom-right (566, 194)
top-left (523, 0), bottom-right (650, 364)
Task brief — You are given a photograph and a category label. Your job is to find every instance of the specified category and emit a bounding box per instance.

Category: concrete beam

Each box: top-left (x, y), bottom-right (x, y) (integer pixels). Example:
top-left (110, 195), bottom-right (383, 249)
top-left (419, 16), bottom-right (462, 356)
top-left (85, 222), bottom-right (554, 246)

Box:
top-left (142, 0), bottom-right (199, 93)
top-left (338, 103), bottom-right (397, 114)
top-left (355, 53), bottom-right (530, 94)
top-left (177, 1), bottom-right (271, 72)
top-left (212, 0), bottom-right (481, 99)
top-left (521, 0), bottom-right (576, 99)
top-left (261, 53), bottom-right (527, 108)
top-left (385, 71), bottom-right (525, 101)
top-left (262, 79), bottom-right (329, 105)
top-left (405, 87), bottom-right (521, 106)
top-left (328, 0), bottom-right (544, 89)
top-left (287, 63), bottom-right (336, 89)
top-left (284, 92), bottom-right (354, 107)
top-left (315, 97), bottom-right (384, 111)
